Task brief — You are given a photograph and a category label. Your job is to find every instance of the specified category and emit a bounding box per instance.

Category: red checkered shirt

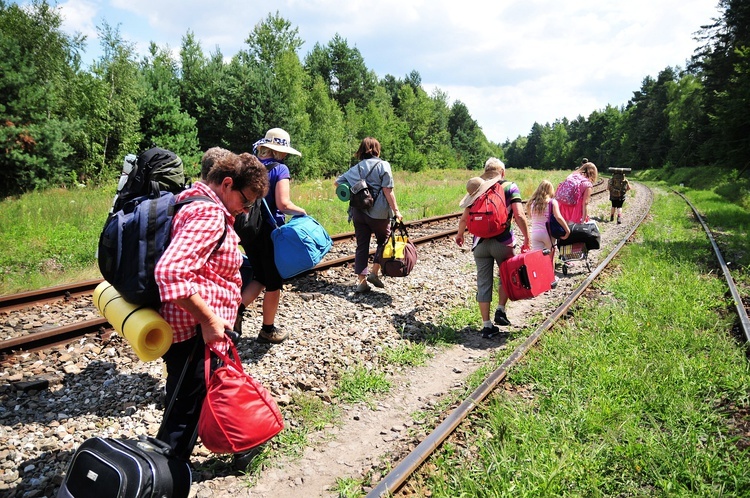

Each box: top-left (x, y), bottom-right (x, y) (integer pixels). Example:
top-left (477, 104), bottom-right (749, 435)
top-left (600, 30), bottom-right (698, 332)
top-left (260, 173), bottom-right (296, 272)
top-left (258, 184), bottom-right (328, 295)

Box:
top-left (155, 182), bottom-right (243, 343)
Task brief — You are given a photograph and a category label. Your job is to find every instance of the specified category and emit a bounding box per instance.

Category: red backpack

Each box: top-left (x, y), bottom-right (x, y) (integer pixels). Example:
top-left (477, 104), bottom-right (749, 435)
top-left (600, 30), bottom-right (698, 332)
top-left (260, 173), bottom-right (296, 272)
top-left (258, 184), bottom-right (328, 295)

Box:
top-left (467, 181), bottom-right (509, 238)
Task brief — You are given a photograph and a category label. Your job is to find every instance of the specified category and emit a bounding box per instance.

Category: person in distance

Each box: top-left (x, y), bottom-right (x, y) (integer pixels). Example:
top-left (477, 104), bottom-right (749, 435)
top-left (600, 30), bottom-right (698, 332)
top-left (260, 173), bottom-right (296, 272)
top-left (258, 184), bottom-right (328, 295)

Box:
top-left (607, 171), bottom-right (631, 224)
top-left (557, 162), bottom-right (598, 224)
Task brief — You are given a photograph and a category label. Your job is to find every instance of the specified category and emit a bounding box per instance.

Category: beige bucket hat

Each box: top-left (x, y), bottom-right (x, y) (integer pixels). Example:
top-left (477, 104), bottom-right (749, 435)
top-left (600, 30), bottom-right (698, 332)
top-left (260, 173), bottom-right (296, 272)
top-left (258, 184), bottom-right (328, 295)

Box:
top-left (253, 128), bottom-right (301, 156)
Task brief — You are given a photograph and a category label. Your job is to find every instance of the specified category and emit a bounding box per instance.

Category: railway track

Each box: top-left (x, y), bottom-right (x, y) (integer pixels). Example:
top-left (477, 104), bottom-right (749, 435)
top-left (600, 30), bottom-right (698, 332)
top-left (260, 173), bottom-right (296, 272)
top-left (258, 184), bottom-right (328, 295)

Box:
top-left (0, 214), bottom-right (464, 357)
top-left (0, 181), bottom-right (610, 359)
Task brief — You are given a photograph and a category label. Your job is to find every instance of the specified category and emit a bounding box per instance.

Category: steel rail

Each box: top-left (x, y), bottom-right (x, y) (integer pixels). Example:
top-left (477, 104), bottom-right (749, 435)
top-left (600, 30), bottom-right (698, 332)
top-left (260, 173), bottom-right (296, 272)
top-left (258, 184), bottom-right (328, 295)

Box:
top-left (0, 279), bottom-right (102, 312)
top-left (0, 317), bottom-right (110, 356)
top-left (0, 227), bottom-right (459, 355)
top-left (366, 183), bottom-right (654, 498)
top-left (673, 190), bottom-right (750, 342)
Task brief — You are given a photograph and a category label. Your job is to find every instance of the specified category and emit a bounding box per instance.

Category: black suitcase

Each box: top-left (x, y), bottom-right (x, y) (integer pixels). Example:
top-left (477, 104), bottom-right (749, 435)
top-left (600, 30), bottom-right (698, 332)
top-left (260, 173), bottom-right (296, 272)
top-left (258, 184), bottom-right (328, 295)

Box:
top-left (560, 221), bottom-right (601, 250)
top-left (56, 436), bottom-right (191, 498)
top-left (57, 340), bottom-right (200, 498)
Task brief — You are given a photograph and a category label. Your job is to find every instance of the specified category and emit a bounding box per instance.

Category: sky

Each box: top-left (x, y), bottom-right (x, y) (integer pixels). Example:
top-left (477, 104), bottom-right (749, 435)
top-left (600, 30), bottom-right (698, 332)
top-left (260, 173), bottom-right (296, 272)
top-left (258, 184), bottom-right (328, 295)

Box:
top-left (42, 0), bottom-right (721, 143)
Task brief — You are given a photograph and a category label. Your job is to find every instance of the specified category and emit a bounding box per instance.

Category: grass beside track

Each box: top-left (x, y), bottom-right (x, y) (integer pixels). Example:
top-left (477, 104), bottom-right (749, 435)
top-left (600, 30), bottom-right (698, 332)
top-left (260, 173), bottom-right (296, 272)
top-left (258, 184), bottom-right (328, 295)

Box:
top-left (0, 168), bottom-right (570, 295)
top-left (399, 186), bottom-right (750, 497)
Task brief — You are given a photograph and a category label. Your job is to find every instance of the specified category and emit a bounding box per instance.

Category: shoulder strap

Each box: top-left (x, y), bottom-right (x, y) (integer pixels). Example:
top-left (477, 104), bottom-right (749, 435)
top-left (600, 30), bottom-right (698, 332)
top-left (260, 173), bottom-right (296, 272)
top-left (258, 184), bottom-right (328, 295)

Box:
top-left (171, 195), bottom-right (227, 253)
top-left (261, 198), bottom-right (278, 229)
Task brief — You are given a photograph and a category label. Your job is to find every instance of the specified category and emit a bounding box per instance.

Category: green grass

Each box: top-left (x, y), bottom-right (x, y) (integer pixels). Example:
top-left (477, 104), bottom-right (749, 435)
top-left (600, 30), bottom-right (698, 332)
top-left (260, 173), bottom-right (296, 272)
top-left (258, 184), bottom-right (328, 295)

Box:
top-left (0, 166), bottom-right (564, 294)
top-left (407, 186), bottom-right (750, 497)
top-left (334, 365), bottom-right (392, 406)
top-left (381, 341), bottom-right (432, 367)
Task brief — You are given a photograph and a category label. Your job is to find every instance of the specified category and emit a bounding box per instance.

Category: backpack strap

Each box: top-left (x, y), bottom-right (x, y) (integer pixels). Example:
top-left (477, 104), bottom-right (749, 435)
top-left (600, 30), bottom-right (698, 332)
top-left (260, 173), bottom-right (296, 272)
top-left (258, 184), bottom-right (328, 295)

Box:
top-left (171, 195), bottom-right (228, 254)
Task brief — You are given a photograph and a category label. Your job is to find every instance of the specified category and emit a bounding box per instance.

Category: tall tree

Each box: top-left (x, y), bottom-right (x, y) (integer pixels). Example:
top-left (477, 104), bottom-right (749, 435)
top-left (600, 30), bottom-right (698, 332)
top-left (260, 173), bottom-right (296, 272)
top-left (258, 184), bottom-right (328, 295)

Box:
top-left (0, 0), bottom-right (85, 194)
top-left (304, 34), bottom-right (377, 109)
top-left (245, 11), bottom-right (303, 68)
top-left (90, 21), bottom-right (143, 173)
top-left (139, 43), bottom-right (200, 172)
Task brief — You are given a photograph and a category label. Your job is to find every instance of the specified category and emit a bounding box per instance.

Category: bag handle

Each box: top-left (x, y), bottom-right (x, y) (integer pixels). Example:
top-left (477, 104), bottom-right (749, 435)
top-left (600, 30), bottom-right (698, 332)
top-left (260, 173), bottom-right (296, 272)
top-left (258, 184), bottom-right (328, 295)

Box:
top-left (261, 198), bottom-right (279, 229)
top-left (387, 217), bottom-right (409, 253)
top-left (204, 336), bottom-right (246, 384)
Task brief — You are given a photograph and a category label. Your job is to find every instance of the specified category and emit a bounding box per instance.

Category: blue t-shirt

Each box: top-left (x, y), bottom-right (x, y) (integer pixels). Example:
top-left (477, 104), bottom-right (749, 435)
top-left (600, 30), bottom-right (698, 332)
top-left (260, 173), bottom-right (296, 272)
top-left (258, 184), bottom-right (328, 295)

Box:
top-left (261, 158), bottom-right (291, 226)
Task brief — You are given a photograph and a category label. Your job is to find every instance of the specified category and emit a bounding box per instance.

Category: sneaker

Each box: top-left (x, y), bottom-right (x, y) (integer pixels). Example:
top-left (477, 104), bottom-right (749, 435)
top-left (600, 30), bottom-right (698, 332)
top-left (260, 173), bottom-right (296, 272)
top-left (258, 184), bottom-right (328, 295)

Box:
top-left (551, 277), bottom-right (559, 289)
top-left (617, 216), bottom-right (622, 224)
top-left (610, 215), bottom-right (614, 222)
top-left (366, 273), bottom-right (385, 288)
top-left (481, 325), bottom-right (500, 339)
top-left (494, 308), bottom-right (511, 326)
top-left (355, 281), bottom-right (371, 293)
top-left (256, 326), bottom-right (288, 344)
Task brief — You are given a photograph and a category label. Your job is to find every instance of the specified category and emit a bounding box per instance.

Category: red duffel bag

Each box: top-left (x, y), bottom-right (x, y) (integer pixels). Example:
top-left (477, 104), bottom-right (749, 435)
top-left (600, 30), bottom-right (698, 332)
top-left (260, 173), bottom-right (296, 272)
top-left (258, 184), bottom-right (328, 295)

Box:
top-left (198, 339), bottom-right (284, 454)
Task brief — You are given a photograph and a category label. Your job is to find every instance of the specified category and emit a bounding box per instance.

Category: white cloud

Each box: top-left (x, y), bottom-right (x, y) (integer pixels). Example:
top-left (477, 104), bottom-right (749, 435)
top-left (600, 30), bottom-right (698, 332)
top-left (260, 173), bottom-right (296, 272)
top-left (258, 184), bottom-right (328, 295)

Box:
top-left (51, 0), bottom-right (720, 141)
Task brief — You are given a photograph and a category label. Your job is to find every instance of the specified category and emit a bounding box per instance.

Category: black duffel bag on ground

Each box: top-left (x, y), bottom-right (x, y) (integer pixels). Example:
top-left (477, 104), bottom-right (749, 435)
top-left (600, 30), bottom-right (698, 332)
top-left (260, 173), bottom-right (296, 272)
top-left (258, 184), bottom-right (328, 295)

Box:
top-left (558, 221), bottom-right (600, 250)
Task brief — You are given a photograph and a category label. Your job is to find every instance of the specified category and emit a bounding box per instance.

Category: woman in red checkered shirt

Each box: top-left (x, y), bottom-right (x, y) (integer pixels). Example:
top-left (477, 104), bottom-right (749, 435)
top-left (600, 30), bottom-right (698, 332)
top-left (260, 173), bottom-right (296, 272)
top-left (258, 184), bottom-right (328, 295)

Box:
top-left (155, 152), bottom-right (268, 462)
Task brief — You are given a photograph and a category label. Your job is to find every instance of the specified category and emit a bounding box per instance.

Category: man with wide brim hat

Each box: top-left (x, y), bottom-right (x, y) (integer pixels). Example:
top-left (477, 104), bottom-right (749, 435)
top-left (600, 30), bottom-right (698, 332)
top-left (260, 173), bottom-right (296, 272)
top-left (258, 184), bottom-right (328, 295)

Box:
top-left (252, 128), bottom-right (301, 156)
top-left (454, 157), bottom-right (530, 341)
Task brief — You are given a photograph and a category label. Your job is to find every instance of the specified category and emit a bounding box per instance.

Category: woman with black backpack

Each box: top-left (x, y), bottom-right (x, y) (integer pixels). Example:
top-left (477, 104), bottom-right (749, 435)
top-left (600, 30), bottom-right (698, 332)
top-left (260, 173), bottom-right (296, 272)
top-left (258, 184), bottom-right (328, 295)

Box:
top-left (335, 137), bottom-right (402, 293)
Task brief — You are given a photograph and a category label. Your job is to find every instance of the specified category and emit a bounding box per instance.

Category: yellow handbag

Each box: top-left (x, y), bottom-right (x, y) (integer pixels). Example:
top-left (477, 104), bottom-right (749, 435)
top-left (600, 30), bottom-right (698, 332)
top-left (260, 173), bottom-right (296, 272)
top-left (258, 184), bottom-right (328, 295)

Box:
top-left (382, 234), bottom-right (409, 259)
top-left (379, 219), bottom-right (417, 277)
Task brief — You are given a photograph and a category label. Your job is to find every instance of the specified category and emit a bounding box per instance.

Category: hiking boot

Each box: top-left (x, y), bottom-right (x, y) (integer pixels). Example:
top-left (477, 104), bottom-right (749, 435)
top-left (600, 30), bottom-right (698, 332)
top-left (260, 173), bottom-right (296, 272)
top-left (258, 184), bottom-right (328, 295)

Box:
top-left (232, 445), bottom-right (264, 472)
top-left (355, 281), bottom-right (371, 293)
top-left (233, 304), bottom-right (246, 336)
top-left (366, 273), bottom-right (385, 288)
top-left (256, 326), bottom-right (288, 344)
top-left (494, 308), bottom-right (511, 326)
top-left (617, 215), bottom-right (622, 224)
top-left (481, 325), bottom-right (500, 339)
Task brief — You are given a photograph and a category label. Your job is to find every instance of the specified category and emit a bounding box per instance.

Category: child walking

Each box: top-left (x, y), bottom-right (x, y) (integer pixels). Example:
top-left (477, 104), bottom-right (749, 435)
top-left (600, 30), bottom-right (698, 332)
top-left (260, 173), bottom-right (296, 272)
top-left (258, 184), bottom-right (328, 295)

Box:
top-left (527, 180), bottom-right (570, 284)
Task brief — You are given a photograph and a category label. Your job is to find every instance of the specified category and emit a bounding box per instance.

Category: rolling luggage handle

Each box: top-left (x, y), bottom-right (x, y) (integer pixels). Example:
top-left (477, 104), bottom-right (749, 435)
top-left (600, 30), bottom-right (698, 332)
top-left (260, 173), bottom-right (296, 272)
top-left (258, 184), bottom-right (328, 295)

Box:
top-left (155, 335), bottom-right (201, 450)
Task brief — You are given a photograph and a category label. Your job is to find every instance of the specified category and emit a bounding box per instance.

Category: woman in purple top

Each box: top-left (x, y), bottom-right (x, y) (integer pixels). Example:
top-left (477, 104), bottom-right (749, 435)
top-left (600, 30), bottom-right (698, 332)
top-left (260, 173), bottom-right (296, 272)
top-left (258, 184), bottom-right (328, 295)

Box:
top-left (240, 128), bottom-right (306, 344)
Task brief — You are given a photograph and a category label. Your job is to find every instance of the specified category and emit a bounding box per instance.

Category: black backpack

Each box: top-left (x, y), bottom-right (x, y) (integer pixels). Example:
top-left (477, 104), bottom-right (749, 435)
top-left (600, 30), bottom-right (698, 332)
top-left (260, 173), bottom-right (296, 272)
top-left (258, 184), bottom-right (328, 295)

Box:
top-left (98, 193), bottom-right (225, 306)
top-left (234, 198), bottom-right (265, 249)
top-left (349, 161), bottom-right (380, 210)
top-left (112, 147), bottom-right (186, 213)
top-left (98, 147), bottom-right (225, 306)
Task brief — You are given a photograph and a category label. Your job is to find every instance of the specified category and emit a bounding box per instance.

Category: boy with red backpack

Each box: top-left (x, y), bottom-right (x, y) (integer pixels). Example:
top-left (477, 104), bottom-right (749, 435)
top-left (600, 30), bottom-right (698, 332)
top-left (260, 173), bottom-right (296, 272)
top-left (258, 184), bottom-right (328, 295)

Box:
top-left (455, 158), bottom-right (530, 339)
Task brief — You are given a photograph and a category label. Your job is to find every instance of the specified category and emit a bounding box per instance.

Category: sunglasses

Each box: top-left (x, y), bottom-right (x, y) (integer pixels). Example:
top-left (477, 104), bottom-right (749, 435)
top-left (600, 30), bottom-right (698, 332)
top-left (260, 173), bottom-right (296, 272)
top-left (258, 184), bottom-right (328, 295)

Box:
top-left (238, 189), bottom-right (256, 208)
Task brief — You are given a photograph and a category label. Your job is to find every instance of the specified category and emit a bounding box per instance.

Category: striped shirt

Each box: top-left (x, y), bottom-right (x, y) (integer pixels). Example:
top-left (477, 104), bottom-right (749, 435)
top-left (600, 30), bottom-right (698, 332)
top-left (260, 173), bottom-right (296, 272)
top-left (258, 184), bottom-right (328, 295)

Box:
top-left (155, 182), bottom-right (243, 343)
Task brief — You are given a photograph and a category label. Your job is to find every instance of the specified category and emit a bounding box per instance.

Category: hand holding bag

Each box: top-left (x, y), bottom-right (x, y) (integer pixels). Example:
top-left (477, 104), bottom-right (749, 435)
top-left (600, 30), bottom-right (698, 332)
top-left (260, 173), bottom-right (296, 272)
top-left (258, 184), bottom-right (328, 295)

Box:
top-left (198, 339), bottom-right (284, 454)
top-left (546, 201), bottom-right (568, 239)
top-left (262, 200), bottom-right (333, 279)
top-left (378, 218), bottom-right (417, 277)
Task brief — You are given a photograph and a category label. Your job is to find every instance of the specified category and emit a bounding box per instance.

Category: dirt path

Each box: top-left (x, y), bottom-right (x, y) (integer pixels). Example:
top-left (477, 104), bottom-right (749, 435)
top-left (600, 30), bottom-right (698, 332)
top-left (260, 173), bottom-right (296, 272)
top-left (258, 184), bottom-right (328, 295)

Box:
top-left (191, 183), bottom-right (652, 498)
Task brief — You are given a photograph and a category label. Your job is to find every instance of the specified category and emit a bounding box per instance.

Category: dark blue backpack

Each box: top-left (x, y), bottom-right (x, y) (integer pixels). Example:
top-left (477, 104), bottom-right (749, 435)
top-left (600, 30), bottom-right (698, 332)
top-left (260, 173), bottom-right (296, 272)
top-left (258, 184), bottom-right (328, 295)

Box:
top-left (98, 193), bottom-right (224, 306)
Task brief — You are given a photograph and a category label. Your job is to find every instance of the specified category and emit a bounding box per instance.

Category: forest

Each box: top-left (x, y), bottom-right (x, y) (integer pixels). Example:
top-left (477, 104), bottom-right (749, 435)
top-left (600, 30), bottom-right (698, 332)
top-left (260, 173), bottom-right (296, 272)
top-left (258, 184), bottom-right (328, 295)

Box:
top-left (1, 0), bottom-right (748, 197)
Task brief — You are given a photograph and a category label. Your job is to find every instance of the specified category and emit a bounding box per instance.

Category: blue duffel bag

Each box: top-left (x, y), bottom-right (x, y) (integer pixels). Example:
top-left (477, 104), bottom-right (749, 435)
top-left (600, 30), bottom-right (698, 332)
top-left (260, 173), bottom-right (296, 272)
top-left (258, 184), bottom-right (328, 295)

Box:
top-left (263, 201), bottom-right (333, 279)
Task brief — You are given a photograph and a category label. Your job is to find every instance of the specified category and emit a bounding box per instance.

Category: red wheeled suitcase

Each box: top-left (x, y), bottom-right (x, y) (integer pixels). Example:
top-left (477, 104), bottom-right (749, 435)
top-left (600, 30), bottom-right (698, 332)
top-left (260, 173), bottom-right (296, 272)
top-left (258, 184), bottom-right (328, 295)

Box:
top-left (499, 249), bottom-right (555, 301)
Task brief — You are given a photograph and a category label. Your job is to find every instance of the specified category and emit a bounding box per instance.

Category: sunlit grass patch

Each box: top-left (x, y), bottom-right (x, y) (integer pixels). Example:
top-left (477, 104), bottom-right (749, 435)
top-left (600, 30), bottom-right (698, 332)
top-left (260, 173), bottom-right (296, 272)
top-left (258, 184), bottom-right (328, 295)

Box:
top-left (334, 365), bottom-right (392, 406)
